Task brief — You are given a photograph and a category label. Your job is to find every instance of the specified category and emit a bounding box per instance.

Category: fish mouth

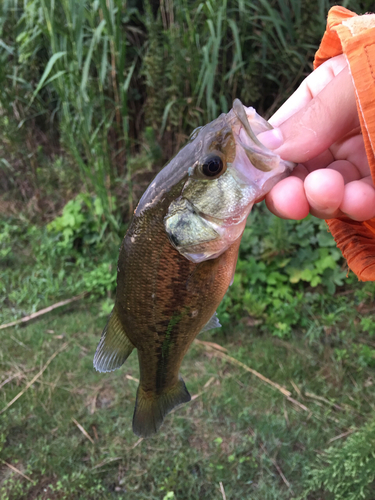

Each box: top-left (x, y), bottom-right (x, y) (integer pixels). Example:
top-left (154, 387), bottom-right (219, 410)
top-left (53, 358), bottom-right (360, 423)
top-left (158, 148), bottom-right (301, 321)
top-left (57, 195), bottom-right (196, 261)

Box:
top-left (232, 98), bottom-right (282, 173)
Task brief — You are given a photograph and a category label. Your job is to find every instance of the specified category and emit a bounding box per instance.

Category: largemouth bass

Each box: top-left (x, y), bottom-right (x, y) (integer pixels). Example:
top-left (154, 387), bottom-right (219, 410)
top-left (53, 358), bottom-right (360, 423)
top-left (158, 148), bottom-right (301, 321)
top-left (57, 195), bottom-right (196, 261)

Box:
top-left (94, 99), bottom-right (295, 437)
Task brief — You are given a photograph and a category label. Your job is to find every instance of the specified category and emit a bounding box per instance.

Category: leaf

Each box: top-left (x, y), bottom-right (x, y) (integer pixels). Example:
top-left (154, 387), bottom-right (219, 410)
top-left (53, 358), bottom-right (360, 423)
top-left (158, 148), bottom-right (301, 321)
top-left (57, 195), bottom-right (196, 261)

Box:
top-left (44, 70), bottom-right (67, 87)
top-left (81, 19), bottom-right (106, 99)
top-left (123, 60), bottom-right (136, 93)
top-left (160, 100), bottom-right (176, 137)
top-left (0, 39), bottom-right (14, 55)
top-left (29, 51), bottom-right (67, 107)
top-left (288, 268), bottom-right (303, 284)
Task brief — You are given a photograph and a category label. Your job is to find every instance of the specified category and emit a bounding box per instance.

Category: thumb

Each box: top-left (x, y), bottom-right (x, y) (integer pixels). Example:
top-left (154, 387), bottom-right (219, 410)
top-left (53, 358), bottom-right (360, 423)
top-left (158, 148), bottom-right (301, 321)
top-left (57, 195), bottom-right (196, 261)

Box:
top-left (257, 66), bottom-right (359, 164)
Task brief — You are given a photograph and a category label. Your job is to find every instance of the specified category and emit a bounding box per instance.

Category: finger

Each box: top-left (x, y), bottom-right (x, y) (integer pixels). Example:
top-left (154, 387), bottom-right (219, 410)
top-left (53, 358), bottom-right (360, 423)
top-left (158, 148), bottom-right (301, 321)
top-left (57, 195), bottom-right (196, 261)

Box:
top-left (304, 169), bottom-right (345, 218)
top-left (328, 160), bottom-right (361, 184)
top-left (303, 149), bottom-right (334, 172)
top-left (258, 65), bottom-right (359, 163)
top-left (340, 180), bottom-right (375, 221)
top-left (265, 176), bottom-right (310, 220)
top-left (330, 131), bottom-right (370, 178)
top-left (269, 55), bottom-right (348, 127)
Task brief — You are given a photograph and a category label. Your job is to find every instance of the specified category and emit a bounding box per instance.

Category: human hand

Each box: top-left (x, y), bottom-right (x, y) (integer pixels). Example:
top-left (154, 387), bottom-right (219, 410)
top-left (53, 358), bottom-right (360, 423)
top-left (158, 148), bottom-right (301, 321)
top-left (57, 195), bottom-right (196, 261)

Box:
top-left (257, 55), bottom-right (375, 221)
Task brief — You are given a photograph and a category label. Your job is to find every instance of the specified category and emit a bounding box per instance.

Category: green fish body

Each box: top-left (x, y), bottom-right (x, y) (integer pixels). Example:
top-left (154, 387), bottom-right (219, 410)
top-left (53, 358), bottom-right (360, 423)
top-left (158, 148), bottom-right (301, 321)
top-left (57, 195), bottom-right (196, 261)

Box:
top-left (94, 100), bottom-right (295, 437)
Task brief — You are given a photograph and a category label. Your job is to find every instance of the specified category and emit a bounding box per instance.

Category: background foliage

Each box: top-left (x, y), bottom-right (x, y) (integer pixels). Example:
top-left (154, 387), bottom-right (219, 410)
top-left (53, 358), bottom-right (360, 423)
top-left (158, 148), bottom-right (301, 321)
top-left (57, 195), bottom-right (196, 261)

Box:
top-left (1, 0), bottom-right (375, 498)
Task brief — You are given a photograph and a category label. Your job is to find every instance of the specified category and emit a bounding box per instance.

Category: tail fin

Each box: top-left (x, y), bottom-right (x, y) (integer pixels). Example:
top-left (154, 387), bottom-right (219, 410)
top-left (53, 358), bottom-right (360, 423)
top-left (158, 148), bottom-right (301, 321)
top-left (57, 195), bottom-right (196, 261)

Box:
top-left (132, 378), bottom-right (191, 437)
top-left (94, 307), bottom-right (135, 372)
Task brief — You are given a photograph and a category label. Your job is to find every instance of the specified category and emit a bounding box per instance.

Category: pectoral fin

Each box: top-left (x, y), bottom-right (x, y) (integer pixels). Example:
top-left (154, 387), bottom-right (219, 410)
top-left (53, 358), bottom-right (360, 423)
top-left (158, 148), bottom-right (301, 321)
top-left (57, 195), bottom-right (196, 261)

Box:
top-left (200, 312), bottom-right (221, 332)
top-left (93, 307), bottom-right (135, 373)
top-left (133, 378), bottom-right (191, 437)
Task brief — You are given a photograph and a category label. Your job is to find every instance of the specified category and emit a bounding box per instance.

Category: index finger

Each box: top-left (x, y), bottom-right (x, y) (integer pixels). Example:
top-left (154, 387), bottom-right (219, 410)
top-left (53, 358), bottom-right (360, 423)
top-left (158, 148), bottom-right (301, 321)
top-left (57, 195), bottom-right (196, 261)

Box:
top-left (269, 54), bottom-right (348, 127)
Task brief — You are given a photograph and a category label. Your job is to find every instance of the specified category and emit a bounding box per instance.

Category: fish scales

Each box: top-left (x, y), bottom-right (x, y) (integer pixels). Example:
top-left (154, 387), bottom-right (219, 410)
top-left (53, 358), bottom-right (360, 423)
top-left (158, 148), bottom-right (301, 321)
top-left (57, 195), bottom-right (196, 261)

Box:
top-left (118, 196), bottom-right (239, 394)
top-left (94, 99), bottom-right (295, 437)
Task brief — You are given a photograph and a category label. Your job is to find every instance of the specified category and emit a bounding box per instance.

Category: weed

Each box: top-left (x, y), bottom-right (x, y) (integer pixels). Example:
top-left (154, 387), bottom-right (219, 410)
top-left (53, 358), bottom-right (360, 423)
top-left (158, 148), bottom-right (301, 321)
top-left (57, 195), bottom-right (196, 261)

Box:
top-left (217, 204), bottom-right (348, 338)
top-left (301, 421), bottom-right (375, 500)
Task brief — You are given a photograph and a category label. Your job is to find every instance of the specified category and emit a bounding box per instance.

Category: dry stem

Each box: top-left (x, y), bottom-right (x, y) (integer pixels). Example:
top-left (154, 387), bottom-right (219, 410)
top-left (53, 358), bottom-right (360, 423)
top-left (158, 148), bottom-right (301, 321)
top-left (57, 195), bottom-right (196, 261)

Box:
top-left (0, 294), bottom-right (86, 330)
top-left (0, 342), bottom-right (68, 414)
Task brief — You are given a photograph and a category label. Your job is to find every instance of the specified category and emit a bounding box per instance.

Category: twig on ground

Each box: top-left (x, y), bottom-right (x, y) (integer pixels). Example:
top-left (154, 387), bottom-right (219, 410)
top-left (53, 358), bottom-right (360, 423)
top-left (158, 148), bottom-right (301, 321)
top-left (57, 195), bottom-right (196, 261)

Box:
top-left (271, 457), bottom-right (293, 492)
top-left (290, 380), bottom-right (303, 399)
top-left (194, 339), bottom-right (228, 352)
top-left (0, 372), bottom-right (23, 390)
top-left (196, 339), bottom-right (355, 427)
top-left (195, 339), bottom-right (329, 422)
top-left (92, 457), bottom-right (122, 470)
top-left (194, 340), bottom-right (291, 397)
top-left (283, 400), bottom-right (289, 427)
top-left (287, 396), bottom-right (309, 412)
top-left (203, 376), bottom-right (216, 388)
top-left (0, 294), bottom-right (86, 330)
top-left (132, 437), bottom-right (143, 449)
top-left (72, 418), bottom-right (95, 444)
top-left (0, 342), bottom-right (69, 415)
top-left (1, 460), bottom-right (33, 483)
top-left (328, 429), bottom-right (355, 444)
top-left (305, 391), bottom-right (342, 410)
top-left (92, 425), bottom-right (99, 441)
top-left (248, 427), bottom-right (294, 494)
top-left (9, 335), bottom-right (30, 349)
top-left (219, 482), bottom-right (227, 500)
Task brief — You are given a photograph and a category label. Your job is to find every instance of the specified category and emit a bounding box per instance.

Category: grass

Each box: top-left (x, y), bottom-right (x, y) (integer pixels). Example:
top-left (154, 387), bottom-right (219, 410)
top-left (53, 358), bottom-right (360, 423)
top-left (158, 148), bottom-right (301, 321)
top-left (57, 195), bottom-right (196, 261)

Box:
top-left (1, 283), bottom-right (375, 499)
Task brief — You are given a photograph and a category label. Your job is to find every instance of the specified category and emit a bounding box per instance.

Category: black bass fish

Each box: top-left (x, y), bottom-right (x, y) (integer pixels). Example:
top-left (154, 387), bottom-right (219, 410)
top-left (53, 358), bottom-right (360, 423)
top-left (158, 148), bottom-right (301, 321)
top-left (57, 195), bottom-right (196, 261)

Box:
top-left (94, 99), bottom-right (295, 437)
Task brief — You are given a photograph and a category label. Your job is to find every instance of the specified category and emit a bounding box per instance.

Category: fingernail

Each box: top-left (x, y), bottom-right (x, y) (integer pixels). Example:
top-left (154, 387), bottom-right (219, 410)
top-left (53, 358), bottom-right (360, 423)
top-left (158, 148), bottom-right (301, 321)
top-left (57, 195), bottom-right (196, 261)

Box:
top-left (257, 128), bottom-right (283, 150)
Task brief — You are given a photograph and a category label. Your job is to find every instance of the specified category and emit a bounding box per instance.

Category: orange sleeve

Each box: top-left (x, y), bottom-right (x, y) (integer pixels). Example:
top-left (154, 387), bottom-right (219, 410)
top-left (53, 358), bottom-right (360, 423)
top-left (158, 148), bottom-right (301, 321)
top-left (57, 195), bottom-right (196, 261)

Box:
top-left (314, 6), bottom-right (375, 281)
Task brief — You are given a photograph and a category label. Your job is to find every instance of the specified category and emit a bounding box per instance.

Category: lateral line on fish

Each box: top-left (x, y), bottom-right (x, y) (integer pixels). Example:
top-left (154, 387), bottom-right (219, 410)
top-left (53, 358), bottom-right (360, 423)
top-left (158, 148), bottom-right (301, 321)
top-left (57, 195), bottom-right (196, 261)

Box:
top-left (157, 309), bottom-right (189, 391)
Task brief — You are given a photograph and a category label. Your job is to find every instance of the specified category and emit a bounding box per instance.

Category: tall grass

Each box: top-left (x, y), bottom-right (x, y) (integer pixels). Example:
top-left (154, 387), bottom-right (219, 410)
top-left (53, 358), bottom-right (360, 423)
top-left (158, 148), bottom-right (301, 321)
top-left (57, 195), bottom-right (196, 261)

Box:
top-left (1, 0), bottom-right (142, 225)
top-left (1, 0), bottom-right (374, 222)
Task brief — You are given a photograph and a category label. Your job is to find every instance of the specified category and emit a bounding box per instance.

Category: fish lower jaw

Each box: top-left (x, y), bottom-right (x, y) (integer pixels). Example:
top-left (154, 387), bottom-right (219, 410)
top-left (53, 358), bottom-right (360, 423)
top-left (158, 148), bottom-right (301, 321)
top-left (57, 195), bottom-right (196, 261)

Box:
top-left (182, 250), bottom-right (223, 264)
top-left (178, 219), bottom-right (247, 263)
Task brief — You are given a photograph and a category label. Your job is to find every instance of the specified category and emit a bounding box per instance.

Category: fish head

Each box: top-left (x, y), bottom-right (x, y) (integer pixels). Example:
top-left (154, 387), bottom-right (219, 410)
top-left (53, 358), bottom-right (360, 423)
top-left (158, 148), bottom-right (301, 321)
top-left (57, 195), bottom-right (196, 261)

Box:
top-left (164, 99), bottom-right (296, 263)
top-left (142, 99), bottom-right (295, 263)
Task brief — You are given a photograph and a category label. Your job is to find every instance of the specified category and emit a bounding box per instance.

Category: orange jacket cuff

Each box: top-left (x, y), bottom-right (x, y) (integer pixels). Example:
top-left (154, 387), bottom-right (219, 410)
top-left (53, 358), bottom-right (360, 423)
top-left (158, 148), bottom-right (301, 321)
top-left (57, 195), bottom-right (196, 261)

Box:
top-left (314, 6), bottom-right (375, 281)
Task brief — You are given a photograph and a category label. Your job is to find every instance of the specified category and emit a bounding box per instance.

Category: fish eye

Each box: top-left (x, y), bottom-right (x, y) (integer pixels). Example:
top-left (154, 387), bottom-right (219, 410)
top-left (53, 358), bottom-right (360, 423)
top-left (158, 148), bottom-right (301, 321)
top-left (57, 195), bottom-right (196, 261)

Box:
top-left (201, 155), bottom-right (225, 178)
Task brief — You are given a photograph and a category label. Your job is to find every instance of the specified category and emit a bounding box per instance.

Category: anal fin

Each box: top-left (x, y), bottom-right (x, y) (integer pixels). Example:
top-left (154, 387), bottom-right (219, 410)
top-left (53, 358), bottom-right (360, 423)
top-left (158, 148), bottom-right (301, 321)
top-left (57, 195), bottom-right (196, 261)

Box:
top-left (93, 306), bottom-right (134, 373)
top-left (132, 378), bottom-right (191, 438)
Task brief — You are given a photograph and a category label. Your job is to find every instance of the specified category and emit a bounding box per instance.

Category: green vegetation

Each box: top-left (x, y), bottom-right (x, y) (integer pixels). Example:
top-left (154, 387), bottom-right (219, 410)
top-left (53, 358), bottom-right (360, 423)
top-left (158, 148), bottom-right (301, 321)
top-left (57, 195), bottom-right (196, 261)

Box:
top-left (2, 280), bottom-right (375, 499)
top-left (2, 0), bottom-right (375, 498)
